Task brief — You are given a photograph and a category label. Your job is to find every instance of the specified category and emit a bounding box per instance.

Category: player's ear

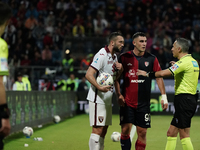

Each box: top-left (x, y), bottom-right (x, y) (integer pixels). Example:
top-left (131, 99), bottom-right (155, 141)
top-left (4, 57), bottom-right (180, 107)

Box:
top-left (178, 47), bottom-right (182, 53)
top-left (132, 40), bottom-right (136, 46)
top-left (111, 40), bottom-right (114, 46)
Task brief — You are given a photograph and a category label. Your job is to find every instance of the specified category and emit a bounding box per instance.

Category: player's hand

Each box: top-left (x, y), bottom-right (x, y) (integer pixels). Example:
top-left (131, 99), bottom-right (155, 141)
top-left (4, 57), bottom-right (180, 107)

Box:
top-left (161, 100), bottom-right (168, 111)
top-left (136, 69), bottom-right (147, 77)
top-left (161, 94), bottom-right (168, 111)
top-left (98, 85), bottom-right (111, 92)
top-left (118, 94), bottom-right (125, 107)
top-left (0, 118), bottom-right (11, 137)
top-left (115, 62), bottom-right (123, 71)
top-left (170, 61), bottom-right (176, 66)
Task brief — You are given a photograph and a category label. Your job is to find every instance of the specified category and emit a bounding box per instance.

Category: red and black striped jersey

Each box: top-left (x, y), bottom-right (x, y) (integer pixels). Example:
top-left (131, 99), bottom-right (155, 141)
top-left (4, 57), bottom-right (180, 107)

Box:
top-left (119, 50), bottom-right (161, 109)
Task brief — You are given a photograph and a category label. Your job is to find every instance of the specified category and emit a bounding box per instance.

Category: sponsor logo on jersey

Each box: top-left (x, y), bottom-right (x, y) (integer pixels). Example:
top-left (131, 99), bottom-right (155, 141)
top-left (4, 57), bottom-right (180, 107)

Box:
top-left (127, 63), bottom-right (132, 66)
top-left (192, 61), bottom-right (198, 67)
top-left (170, 64), bottom-right (179, 72)
top-left (131, 80), bottom-right (145, 83)
top-left (108, 60), bottom-right (113, 64)
top-left (100, 53), bottom-right (104, 55)
top-left (98, 116), bottom-right (104, 123)
top-left (94, 58), bottom-right (98, 63)
top-left (128, 69), bottom-right (136, 77)
top-left (145, 61), bottom-right (149, 67)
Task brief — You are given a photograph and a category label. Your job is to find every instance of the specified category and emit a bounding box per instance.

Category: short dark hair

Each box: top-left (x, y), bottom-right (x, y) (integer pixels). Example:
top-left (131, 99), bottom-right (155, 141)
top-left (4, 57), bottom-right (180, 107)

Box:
top-left (0, 2), bottom-right (12, 25)
top-left (132, 32), bottom-right (146, 40)
top-left (176, 38), bottom-right (189, 53)
top-left (108, 32), bottom-right (123, 44)
top-left (17, 72), bottom-right (23, 77)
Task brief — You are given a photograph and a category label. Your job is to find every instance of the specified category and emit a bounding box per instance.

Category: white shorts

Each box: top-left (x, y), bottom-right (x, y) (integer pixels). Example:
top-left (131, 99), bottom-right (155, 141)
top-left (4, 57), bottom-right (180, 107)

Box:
top-left (89, 101), bottom-right (112, 126)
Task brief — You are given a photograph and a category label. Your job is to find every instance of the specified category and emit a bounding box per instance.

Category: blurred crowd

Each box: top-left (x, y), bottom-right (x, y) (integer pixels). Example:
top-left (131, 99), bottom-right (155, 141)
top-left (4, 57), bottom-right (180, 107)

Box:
top-left (1, 0), bottom-right (200, 90)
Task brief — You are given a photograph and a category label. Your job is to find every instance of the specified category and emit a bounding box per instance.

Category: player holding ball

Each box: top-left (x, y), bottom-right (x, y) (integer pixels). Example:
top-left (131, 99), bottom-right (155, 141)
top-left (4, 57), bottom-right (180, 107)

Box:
top-left (85, 32), bottom-right (124, 150)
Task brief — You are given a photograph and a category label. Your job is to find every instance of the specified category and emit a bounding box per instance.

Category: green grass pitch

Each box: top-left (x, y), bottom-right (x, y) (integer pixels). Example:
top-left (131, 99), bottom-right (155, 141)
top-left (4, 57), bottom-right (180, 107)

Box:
top-left (4, 114), bottom-right (200, 150)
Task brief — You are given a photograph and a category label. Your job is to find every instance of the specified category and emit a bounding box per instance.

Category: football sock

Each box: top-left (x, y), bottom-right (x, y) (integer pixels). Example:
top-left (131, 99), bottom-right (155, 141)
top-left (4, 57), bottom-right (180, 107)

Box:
top-left (99, 137), bottom-right (104, 150)
top-left (120, 134), bottom-right (131, 150)
top-left (165, 137), bottom-right (177, 150)
top-left (135, 139), bottom-right (146, 150)
top-left (181, 137), bottom-right (194, 150)
top-left (130, 125), bottom-right (136, 142)
top-left (89, 133), bottom-right (100, 150)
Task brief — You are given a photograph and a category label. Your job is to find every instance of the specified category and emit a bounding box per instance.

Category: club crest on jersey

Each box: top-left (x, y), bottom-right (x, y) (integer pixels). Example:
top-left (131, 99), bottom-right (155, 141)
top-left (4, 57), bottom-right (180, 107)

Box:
top-left (128, 69), bottom-right (136, 77)
top-left (98, 116), bottom-right (104, 123)
top-left (145, 61), bottom-right (149, 67)
top-left (108, 60), bottom-right (113, 64)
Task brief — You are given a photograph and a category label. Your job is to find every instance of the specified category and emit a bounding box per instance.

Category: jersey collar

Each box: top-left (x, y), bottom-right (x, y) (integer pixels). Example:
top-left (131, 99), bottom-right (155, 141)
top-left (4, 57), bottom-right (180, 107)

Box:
top-left (105, 45), bottom-right (110, 53)
top-left (105, 45), bottom-right (116, 60)
top-left (180, 54), bottom-right (191, 60)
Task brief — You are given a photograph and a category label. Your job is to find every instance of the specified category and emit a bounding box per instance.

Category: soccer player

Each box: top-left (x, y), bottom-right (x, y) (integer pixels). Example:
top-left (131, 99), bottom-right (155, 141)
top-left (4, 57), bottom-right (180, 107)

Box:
top-left (137, 38), bottom-right (199, 150)
top-left (115, 32), bottom-right (168, 150)
top-left (85, 32), bottom-right (124, 150)
top-left (0, 2), bottom-right (12, 150)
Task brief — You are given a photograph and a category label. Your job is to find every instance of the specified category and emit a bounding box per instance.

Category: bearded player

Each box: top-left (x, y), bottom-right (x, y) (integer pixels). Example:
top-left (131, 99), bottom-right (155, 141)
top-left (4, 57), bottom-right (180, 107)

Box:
top-left (85, 32), bottom-right (124, 150)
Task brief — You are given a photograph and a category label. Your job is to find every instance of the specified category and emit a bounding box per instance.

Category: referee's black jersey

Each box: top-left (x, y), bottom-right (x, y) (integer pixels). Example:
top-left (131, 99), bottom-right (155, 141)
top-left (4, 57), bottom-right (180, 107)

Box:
top-left (119, 50), bottom-right (161, 109)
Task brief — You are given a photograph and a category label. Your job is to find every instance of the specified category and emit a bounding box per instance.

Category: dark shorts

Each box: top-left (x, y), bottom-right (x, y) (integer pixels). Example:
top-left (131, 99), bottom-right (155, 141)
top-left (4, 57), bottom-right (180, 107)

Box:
top-left (171, 94), bottom-right (197, 128)
top-left (119, 104), bottom-right (151, 128)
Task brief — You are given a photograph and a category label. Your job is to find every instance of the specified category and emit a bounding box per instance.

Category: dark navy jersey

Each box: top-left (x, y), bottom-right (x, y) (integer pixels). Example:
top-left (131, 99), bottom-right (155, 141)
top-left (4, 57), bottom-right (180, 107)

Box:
top-left (119, 50), bottom-right (161, 109)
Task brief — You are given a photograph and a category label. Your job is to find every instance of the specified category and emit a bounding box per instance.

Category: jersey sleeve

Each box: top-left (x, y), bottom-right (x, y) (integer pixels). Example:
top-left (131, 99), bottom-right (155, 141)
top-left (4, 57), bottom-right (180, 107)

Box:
top-left (169, 61), bottom-right (183, 76)
top-left (90, 51), bottom-right (105, 71)
top-left (153, 57), bottom-right (161, 72)
top-left (0, 38), bottom-right (9, 76)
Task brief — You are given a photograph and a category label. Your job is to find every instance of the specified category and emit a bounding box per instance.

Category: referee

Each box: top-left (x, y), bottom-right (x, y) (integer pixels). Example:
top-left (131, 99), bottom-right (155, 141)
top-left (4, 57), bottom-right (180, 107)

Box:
top-left (0, 2), bottom-right (12, 150)
top-left (137, 37), bottom-right (199, 150)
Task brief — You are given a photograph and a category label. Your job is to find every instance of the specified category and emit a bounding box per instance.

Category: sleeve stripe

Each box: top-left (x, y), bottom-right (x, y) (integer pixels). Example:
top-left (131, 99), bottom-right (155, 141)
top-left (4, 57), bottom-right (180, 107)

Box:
top-left (168, 68), bottom-right (174, 75)
top-left (90, 65), bottom-right (98, 72)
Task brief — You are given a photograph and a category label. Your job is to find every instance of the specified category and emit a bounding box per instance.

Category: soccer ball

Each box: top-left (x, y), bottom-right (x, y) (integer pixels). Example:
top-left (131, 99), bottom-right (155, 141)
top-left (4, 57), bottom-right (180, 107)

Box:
top-left (53, 115), bottom-right (61, 123)
top-left (23, 126), bottom-right (33, 137)
top-left (111, 131), bottom-right (121, 142)
top-left (96, 72), bottom-right (113, 86)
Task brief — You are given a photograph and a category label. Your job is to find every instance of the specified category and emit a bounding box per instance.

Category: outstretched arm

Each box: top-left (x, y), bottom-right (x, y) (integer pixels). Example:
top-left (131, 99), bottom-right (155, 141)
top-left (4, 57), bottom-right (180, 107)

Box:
top-left (137, 69), bottom-right (172, 111)
top-left (137, 69), bottom-right (172, 78)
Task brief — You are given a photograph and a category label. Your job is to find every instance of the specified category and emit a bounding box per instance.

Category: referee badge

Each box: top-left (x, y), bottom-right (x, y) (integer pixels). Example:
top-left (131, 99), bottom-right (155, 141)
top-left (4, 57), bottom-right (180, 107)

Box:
top-left (145, 61), bottom-right (149, 67)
